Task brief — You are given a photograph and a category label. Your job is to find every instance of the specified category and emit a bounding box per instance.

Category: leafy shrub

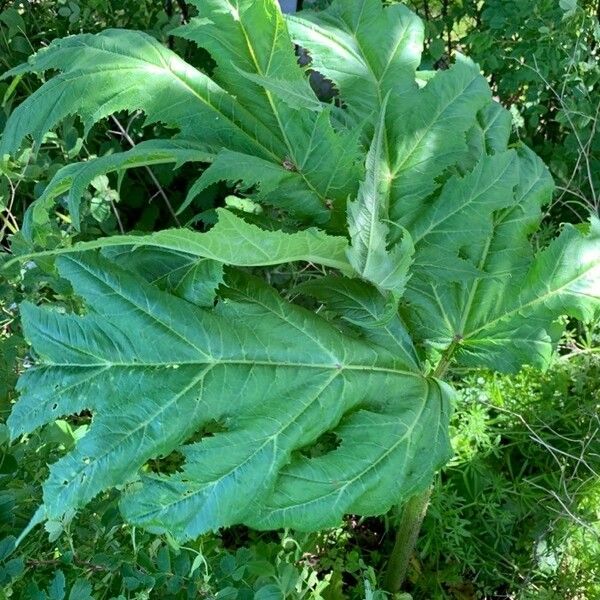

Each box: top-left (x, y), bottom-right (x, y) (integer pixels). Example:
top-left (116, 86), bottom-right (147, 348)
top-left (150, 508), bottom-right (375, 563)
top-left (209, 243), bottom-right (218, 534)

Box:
top-left (0, 0), bottom-right (599, 595)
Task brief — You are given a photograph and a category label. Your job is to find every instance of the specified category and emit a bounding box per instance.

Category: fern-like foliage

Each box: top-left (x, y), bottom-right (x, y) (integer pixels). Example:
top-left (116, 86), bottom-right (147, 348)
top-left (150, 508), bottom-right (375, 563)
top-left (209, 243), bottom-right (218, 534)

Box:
top-left (2, 0), bottom-right (599, 543)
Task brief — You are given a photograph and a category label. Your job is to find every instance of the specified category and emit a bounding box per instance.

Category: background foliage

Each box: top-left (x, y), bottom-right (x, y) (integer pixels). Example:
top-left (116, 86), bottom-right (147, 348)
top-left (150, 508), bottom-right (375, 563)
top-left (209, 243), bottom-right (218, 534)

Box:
top-left (0, 1), bottom-right (598, 598)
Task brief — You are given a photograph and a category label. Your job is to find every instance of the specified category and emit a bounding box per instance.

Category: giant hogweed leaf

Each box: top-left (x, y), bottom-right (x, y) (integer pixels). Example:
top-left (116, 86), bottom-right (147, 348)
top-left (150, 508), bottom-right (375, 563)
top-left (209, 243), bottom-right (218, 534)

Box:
top-left (388, 58), bottom-right (491, 229)
top-left (287, 0), bottom-right (424, 124)
top-left (408, 150), bottom-right (520, 280)
top-left (8, 208), bottom-right (353, 272)
top-left (33, 140), bottom-right (213, 231)
top-left (10, 255), bottom-right (451, 538)
top-left (403, 145), bottom-right (549, 352)
top-left (7, 0), bottom-right (597, 545)
top-left (176, 0), bottom-right (362, 221)
top-left (1, 4), bottom-right (361, 227)
top-left (403, 143), bottom-right (600, 371)
top-left (455, 219), bottom-right (600, 370)
top-left (347, 101), bottom-right (414, 296)
top-left (290, 3), bottom-right (494, 229)
top-left (0, 30), bottom-right (281, 160)
top-left (287, 0), bottom-right (491, 223)
top-left (174, 0), bottom-right (313, 136)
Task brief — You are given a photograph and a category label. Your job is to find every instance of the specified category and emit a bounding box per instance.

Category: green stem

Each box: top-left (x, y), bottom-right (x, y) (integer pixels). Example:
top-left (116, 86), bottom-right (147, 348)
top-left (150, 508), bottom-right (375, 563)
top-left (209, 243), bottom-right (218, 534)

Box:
top-left (383, 346), bottom-right (456, 593)
top-left (383, 486), bottom-right (432, 593)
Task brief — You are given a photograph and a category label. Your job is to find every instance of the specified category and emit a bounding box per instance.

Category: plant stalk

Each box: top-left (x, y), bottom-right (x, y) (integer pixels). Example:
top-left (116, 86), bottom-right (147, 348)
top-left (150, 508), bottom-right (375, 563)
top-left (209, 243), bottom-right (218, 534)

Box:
top-left (383, 486), bottom-right (432, 593)
top-left (384, 348), bottom-right (455, 593)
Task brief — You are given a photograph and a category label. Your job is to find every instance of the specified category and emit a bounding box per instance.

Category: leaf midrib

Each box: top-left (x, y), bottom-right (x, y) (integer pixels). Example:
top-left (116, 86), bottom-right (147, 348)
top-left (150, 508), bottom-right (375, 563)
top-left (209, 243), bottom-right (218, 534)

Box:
top-left (34, 359), bottom-right (419, 378)
top-left (233, 4), bottom-right (328, 204)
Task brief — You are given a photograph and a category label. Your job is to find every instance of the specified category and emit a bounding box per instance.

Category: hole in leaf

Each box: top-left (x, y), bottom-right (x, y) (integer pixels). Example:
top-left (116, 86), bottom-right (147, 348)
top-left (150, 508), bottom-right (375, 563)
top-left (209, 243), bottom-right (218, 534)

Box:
top-left (457, 246), bottom-right (469, 261)
top-left (195, 419), bottom-right (228, 440)
top-left (296, 46), bottom-right (342, 106)
top-left (184, 419), bottom-right (229, 445)
top-left (298, 431), bottom-right (341, 460)
top-left (144, 421), bottom-right (229, 475)
top-left (146, 450), bottom-right (185, 475)
top-left (69, 410), bottom-right (92, 427)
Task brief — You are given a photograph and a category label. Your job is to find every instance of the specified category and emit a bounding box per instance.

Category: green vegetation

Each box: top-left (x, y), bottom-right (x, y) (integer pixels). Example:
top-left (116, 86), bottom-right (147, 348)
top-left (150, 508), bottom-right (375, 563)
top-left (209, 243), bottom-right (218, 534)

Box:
top-left (404, 0), bottom-right (600, 218)
top-left (1, 1), bottom-right (599, 598)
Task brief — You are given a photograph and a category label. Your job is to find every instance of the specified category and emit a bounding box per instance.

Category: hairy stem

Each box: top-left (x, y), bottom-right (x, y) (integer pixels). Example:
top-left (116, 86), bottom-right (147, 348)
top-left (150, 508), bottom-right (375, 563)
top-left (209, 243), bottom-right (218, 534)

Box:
top-left (383, 486), bottom-right (432, 593)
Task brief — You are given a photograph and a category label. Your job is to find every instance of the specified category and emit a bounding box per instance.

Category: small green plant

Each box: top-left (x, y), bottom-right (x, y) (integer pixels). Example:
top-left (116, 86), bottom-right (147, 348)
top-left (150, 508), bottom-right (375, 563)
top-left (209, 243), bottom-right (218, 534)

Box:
top-left (1, 0), bottom-right (599, 593)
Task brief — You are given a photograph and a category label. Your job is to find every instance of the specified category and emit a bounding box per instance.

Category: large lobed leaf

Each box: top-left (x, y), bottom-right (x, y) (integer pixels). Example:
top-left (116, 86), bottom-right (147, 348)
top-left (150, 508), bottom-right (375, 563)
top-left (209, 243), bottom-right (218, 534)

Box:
top-left (1, 0), bottom-right (362, 229)
top-left (11, 254), bottom-right (452, 540)
top-left (402, 111), bottom-right (600, 371)
top-left (3, 0), bottom-right (600, 545)
top-left (0, 29), bottom-right (280, 160)
top-left (287, 0), bottom-right (424, 125)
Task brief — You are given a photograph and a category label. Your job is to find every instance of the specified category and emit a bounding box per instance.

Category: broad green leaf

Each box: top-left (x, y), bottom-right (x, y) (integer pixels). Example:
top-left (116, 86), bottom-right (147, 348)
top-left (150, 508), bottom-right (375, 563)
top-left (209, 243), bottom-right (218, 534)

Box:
top-left (290, 4), bottom-right (490, 228)
top-left (287, 0), bottom-right (424, 123)
top-left (388, 58), bottom-right (492, 229)
top-left (7, 208), bottom-right (353, 273)
top-left (1, 3), bottom-right (362, 227)
top-left (347, 100), bottom-right (414, 296)
top-left (408, 150), bottom-right (519, 281)
top-left (0, 29), bottom-right (280, 160)
top-left (10, 254), bottom-right (451, 539)
top-left (5, 0), bottom-right (599, 547)
top-left (403, 145), bottom-right (600, 371)
top-left (174, 0), bottom-right (314, 138)
top-left (456, 219), bottom-right (600, 370)
top-left (175, 0), bottom-right (362, 223)
top-left (296, 275), bottom-right (419, 368)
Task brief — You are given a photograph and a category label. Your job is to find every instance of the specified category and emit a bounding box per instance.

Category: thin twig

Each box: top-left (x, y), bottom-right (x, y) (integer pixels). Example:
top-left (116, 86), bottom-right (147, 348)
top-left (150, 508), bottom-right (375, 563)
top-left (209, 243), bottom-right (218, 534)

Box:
top-left (110, 115), bottom-right (181, 226)
top-left (530, 55), bottom-right (598, 209)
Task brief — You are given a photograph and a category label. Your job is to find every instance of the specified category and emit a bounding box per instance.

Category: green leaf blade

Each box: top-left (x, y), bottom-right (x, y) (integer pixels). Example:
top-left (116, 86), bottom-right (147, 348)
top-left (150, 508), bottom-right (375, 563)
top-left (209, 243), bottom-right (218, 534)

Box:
top-left (9, 208), bottom-right (353, 272)
top-left (10, 255), bottom-right (450, 540)
top-left (347, 100), bottom-right (414, 296)
top-left (0, 29), bottom-right (282, 160)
